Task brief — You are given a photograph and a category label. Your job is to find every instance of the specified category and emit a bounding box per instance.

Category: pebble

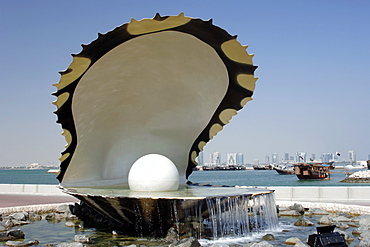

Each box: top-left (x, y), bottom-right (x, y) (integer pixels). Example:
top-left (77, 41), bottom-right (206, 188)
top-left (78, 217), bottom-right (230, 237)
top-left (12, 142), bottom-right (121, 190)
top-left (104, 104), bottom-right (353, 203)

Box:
top-left (5, 240), bottom-right (39, 247)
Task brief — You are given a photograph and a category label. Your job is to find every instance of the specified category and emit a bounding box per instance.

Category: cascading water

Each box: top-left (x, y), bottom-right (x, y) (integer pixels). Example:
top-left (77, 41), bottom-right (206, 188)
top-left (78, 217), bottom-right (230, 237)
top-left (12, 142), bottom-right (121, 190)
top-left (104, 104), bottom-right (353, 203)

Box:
top-left (203, 192), bottom-right (278, 240)
top-left (66, 186), bottom-right (278, 239)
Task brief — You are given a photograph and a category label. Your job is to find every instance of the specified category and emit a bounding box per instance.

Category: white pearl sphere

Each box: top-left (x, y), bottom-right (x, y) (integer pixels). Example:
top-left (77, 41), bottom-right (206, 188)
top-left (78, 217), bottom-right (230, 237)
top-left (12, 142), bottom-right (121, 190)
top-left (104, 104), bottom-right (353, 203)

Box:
top-left (128, 154), bottom-right (180, 191)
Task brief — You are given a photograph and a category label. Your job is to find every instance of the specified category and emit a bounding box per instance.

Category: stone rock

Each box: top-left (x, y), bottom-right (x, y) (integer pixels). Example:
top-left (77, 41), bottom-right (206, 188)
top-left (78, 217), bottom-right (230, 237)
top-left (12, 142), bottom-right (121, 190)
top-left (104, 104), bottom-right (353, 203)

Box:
top-left (279, 210), bottom-right (301, 216)
top-left (11, 220), bottom-right (29, 226)
top-left (335, 212), bottom-right (353, 218)
top-left (9, 213), bottom-right (26, 221)
top-left (170, 237), bottom-right (200, 247)
top-left (304, 211), bottom-right (313, 217)
top-left (293, 241), bottom-right (310, 247)
top-left (311, 208), bottom-right (329, 215)
top-left (5, 240), bottom-right (39, 247)
top-left (66, 214), bottom-right (78, 221)
top-left (56, 243), bottom-right (84, 247)
top-left (56, 204), bottom-right (71, 214)
top-left (243, 241), bottom-right (273, 247)
top-left (294, 217), bottom-right (314, 227)
top-left (284, 237), bottom-right (302, 245)
top-left (165, 227), bottom-right (179, 243)
top-left (0, 222), bottom-right (9, 232)
top-left (45, 213), bottom-right (65, 220)
top-left (289, 203), bottom-right (305, 215)
top-left (333, 216), bottom-right (352, 222)
top-left (358, 215), bottom-right (370, 227)
top-left (0, 229), bottom-right (25, 241)
top-left (3, 219), bottom-right (14, 228)
top-left (210, 244), bottom-right (229, 247)
top-left (74, 235), bottom-right (89, 243)
top-left (27, 213), bottom-right (42, 221)
top-left (318, 216), bottom-right (333, 225)
top-left (359, 231), bottom-right (370, 240)
top-left (348, 222), bottom-right (359, 228)
top-left (262, 234), bottom-right (275, 241)
top-left (334, 222), bottom-right (349, 229)
top-left (65, 221), bottom-right (76, 227)
top-left (356, 237), bottom-right (370, 247)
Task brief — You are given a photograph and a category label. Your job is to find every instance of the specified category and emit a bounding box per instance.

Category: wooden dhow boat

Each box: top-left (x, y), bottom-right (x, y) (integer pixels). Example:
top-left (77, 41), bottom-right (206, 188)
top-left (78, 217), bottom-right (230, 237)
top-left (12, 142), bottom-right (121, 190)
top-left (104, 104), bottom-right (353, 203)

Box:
top-left (294, 162), bottom-right (331, 180)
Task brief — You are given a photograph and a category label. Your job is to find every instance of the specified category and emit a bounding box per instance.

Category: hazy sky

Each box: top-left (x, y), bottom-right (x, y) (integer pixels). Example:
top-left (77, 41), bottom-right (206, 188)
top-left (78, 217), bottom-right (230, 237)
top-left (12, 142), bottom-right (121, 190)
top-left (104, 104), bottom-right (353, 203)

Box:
top-left (1, 1), bottom-right (369, 166)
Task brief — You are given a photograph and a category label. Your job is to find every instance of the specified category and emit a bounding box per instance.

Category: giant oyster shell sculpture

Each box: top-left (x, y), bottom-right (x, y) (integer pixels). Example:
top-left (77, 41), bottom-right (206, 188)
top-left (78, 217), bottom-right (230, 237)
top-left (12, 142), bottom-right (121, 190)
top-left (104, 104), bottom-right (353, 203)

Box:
top-left (53, 13), bottom-right (257, 189)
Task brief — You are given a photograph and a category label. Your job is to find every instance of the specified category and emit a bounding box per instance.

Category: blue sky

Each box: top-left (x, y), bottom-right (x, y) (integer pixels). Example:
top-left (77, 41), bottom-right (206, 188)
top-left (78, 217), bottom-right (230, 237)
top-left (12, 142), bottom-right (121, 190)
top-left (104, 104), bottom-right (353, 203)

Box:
top-left (1, 1), bottom-right (369, 166)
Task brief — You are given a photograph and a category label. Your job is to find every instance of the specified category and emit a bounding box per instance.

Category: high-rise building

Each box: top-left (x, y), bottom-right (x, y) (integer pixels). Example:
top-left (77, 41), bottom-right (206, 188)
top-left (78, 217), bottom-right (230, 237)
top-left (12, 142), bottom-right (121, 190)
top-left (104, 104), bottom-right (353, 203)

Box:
top-left (227, 153), bottom-right (237, 166)
top-left (348, 150), bottom-right (356, 163)
top-left (265, 155), bottom-right (270, 165)
top-left (296, 152), bottom-right (306, 162)
top-left (210, 152), bottom-right (221, 165)
top-left (271, 153), bottom-right (278, 164)
top-left (322, 153), bottom-right (333, 163)
top-left (197, 151), bottom-right (204, 166)
top-left (311, 154), bottom-right (316, 161)
top-left (236, 153), bottom-right (244, 165)
top-left (284, 153), bottom-right (289, 163)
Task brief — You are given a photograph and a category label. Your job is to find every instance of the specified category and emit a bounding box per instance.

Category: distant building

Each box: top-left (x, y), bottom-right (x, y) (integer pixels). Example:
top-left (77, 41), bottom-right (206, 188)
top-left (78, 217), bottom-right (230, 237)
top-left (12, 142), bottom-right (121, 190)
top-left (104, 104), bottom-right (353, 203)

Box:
top-left (271, 153), bottom-right (278, 164)
top-left (196, 151), bottom-right (204, 166)
top-left (348, 150), bottom-right (356, 163)
top-left (296, 152), bottom-right (306, 162)
top-left (227, 153), bottom-right (237, 166)
top-left (265, 155), bottom-right (270, 165)
top-left (284, 153), bottom-right (289, 163)
top-left (26, 163), bottom-right (42, 169)
top-left (210, 152), bottom-right (221, 166)
top-left (322, 153), bottom-right (333, 163)
top-left (254, 159), bottom-right (259, 165)
top-left (236, 153), bottom-right (244, 165)
top-left (311, 154), bottom-right (316, 161)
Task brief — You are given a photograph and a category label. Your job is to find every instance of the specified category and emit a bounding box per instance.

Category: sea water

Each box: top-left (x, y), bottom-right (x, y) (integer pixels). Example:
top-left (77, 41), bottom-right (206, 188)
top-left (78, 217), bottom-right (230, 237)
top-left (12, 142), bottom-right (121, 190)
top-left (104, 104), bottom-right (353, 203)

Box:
top-left (0, 168), bottom-right (364, 186)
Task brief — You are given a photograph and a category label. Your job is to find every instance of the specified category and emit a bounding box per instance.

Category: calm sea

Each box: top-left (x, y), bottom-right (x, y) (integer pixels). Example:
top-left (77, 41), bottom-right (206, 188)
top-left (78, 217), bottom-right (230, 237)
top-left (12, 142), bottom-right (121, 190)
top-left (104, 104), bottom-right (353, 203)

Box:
top-left (0, 168), bottom-right (365, 186)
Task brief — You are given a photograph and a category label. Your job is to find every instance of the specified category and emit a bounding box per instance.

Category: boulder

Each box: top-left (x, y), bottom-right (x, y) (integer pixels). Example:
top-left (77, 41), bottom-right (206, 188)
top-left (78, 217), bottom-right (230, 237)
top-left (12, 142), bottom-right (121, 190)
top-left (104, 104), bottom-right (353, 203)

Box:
top-left (359, 231), bottom-right (370, 240)
top-left (65, 221), bottom-right (76, 227)
top-left (56, 204), bottom-right (72, 214)
top-left (294, 217), bottom-right (314, 227)
top-left (9, 213), bottom-right (26, 221)
top-left (56, 243), bottom-right (83, 247)
top-left (289, 203), bottom-right (305, 215)
top-left (279, 210), bottom-right (301, 216)
top-left (74, 235), bottom-right (89, 243)
top-left (165, 227), bottom-right (179, 243)
top-left (27, 213), bottom-right (42, 221)
top-left (170, 237), bottom-right (200, 247)
top-left (356, 237), bottom-right (370, 247)
top-left (293, 241), bottom-right (310, 247)
top-left (262, 234), bottom-right (275, 241)
top-left (332, 216), bottom-right (352, 222)
top-left (243, 241), bottom-right (273, 247)
top-left (311, 208), bottom-right (329, 215)
top-left (318, 216), bottom-right (333, 225)
top-left (0, 221), bottom-right (9, 232)
top-left (284, 237), bottom-right (302, 245)
top-left (359, 215), bottom-right (370, 227)
top-left (5, 240), bottom-right (39, 247)
top-left (0, 229), bottom-right (25, 241)
top-left (334, 222), bottom-right (349, 229)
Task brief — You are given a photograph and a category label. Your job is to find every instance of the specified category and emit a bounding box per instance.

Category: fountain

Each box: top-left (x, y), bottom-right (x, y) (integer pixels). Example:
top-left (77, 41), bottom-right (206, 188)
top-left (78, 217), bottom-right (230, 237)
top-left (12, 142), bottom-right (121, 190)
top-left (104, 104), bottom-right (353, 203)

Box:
top-left (52, 13), bottom-right (277, 239)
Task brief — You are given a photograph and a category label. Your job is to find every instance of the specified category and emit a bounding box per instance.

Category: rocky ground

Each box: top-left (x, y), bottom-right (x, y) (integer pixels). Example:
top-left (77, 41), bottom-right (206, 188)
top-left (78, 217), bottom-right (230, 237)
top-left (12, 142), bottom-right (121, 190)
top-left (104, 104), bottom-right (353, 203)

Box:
top-left (1, 202), bottom-right (370, 247)
top-left (341, 170), bottom-right (370, 183)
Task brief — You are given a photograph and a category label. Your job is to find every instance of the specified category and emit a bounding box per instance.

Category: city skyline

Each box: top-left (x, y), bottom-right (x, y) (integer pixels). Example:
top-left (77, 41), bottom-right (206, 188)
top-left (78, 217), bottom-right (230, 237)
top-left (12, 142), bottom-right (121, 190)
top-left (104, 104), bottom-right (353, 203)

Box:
top-left (1, 1), bottom-right (369, 167)
top-left (203, 150), bottom-right (365, 165)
